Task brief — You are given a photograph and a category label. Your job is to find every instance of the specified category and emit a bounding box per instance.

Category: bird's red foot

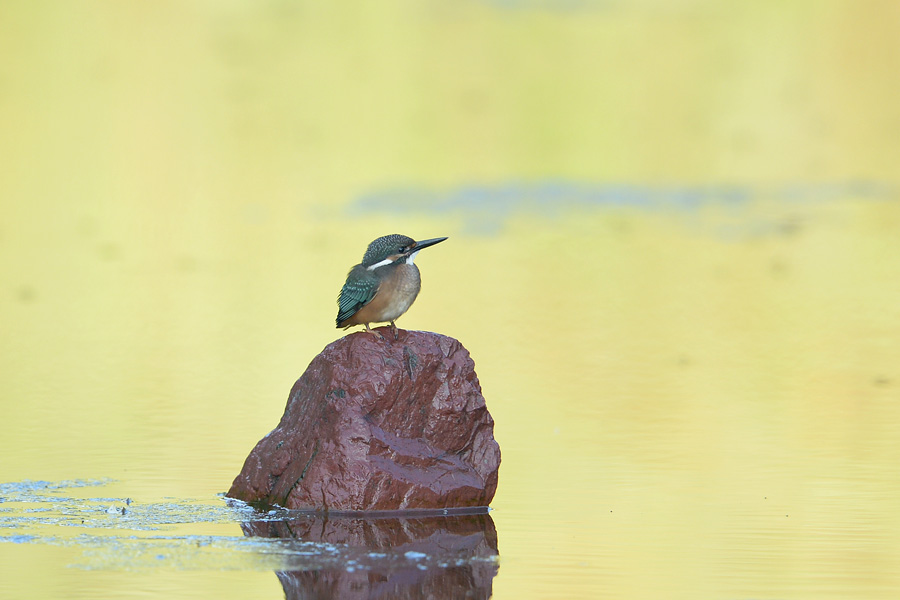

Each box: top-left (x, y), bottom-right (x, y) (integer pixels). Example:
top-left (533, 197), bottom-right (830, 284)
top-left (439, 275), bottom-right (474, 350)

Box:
top-left (364, 324), bottom-right (385, 341)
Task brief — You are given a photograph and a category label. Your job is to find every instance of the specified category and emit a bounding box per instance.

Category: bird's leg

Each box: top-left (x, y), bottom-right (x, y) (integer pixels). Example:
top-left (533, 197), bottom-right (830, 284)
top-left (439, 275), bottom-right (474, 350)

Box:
top-left (390, 320), bottom-right (399, 340)
top-left (364, 323), bottom-right (384, 340)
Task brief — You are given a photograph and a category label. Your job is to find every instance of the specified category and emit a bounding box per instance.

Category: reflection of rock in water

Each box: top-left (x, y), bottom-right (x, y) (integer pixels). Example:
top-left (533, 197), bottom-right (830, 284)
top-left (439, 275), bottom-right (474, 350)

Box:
top-left (242, 511), bottom-right (498, 600)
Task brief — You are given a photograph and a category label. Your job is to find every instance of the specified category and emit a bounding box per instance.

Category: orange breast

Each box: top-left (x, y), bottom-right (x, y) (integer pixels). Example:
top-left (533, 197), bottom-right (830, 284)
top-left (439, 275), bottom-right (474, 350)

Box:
top-left (341, 264), bottom-right (421, 326)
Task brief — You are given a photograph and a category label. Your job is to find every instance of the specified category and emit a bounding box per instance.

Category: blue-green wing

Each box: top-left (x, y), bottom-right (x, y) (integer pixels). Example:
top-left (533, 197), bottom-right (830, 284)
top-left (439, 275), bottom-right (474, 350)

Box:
top-left (336, 266), bottom-right (380, 326)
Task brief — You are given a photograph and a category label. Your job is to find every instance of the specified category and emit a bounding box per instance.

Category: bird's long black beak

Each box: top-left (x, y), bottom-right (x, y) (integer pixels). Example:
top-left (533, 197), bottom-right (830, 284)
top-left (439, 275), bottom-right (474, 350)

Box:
top-left (411, 237), bottom-right (448, 252)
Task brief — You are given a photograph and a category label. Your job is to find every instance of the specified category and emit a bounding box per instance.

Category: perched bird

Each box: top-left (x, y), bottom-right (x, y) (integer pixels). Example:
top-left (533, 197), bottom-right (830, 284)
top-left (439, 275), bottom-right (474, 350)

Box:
top-left (336, 234), bottom-right (447, 339)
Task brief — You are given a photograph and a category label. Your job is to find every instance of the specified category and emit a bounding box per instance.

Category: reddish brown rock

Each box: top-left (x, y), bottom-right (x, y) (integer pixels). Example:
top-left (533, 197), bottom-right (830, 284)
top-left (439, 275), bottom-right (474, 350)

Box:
top-left (227, 328), bottom-right (500, 511)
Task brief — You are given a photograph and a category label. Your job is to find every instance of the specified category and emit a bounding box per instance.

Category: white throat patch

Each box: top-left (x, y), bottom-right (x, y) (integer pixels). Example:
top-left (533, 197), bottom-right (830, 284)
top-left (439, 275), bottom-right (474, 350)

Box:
top-left (405, 250), bottom-right (420, 265)
top-left (366, 258), bottom-right (394, 271)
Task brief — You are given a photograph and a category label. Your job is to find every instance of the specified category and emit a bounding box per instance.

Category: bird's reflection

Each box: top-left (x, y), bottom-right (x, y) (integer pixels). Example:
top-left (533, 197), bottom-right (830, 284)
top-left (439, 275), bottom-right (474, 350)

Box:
top-left (242, 509), bottom-right (498, 600)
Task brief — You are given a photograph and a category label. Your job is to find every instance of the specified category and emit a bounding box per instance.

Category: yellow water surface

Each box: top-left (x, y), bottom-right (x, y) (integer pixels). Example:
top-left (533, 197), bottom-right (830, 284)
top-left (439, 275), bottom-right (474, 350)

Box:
top-left (2, 1), bottom-right (900, 598)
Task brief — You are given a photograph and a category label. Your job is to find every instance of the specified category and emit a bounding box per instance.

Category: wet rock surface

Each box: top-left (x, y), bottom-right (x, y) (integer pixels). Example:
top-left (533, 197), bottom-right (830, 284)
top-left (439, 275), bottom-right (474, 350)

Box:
top-left (227, 328), bottom-right (500, 511)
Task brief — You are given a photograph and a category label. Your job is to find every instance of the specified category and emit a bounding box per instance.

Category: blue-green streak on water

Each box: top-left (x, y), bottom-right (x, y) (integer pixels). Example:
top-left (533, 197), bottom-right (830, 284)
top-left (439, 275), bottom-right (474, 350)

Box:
top-left (351, 180), bottom-right (898, 235)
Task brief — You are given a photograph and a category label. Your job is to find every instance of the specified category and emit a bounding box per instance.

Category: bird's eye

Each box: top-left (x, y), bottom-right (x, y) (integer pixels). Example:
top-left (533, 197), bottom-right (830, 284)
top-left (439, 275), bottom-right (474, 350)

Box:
top-left (399, 246), bottom-right (406, 253)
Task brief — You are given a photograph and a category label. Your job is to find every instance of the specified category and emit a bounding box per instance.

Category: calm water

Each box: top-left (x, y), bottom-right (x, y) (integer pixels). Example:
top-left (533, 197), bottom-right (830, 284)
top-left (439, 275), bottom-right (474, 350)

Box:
top-left (3, 1), bottom-right (900, 598)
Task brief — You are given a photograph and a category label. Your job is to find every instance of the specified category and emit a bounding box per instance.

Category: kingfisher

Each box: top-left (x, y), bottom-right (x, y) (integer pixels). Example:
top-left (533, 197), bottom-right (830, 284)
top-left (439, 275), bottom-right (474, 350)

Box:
top-left (336, 234), bottom-right (447, 339)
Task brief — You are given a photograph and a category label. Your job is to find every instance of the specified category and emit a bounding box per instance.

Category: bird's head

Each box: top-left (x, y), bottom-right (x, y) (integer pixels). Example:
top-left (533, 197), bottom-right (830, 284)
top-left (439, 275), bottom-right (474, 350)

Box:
top-left (362, 234), bottom-right (448, 271)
